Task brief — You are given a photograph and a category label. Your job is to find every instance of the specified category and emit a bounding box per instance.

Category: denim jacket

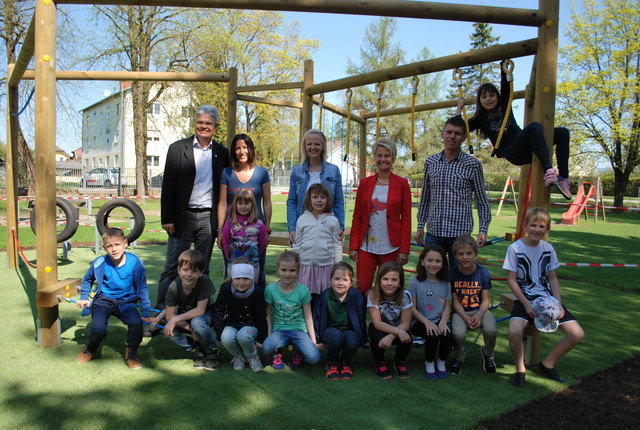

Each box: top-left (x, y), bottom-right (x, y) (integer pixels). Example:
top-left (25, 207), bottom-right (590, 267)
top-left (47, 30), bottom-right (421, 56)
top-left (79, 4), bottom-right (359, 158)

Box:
top-left (286, 160), bottom-right (345, 232)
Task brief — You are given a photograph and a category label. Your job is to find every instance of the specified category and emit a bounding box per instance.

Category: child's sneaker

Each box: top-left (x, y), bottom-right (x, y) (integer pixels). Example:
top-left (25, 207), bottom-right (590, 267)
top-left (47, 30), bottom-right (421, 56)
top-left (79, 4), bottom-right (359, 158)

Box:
top-left (76, 345), bottom-right (94, 364)
top-left (481, 348), bottom-right (497, 373)
top-left (425, 361), bottom-right (438, 380)
top-left (288, 351), bottom-right (304, 369)
top-left (537, 362), bottom-right (566, 383)
top-left (325, 363), bottom-right (340, 381)
top-left (340, 363), bottom-right (353, 380)
top-left (554, 177), bottom-right (573, 200)
top-left (193, 350), bottom-right (206, 369)
top-left (124, 347), bottom-right (143, 370)
top-left (394, 361), bottom-right (409, 379)
top-left (511, 371), bottom-right (526, 388)
top-left (247, 354), bottom-right (264, 373)
top-left (450, 360), bottom-right (463, 375)
top-left (375, 362), bottom-right (392, 380)
top-left (231, 355), bottom-right (245, 371)
top-left (271, 353), bottom-right (285, 370)
top-left (204, 349), bottom-right (221, 371)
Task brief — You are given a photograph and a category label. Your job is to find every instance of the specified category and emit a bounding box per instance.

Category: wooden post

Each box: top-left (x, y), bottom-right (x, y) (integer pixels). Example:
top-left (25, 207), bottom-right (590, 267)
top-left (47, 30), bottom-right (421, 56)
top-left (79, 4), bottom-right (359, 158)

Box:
top-left (5, 65), bottom-right (19, 267)
top-left (529, 0), bottom-right (560, 212)
top-left (35, 0), bottom-right (60, 347)
top-left (299, 60), bottom-right (314, 158)
top-left (358, 120), bottom-right (367, 181)
top-left (226, 67), bottom-right (238, 147)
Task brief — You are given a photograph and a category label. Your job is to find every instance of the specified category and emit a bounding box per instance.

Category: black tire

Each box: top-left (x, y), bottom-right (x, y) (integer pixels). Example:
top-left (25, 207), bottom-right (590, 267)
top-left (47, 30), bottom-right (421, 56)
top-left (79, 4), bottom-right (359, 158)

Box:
top-left (96, 199), bottom-right (145, 243)
top-left (30, 197), bottom-right (79, 243)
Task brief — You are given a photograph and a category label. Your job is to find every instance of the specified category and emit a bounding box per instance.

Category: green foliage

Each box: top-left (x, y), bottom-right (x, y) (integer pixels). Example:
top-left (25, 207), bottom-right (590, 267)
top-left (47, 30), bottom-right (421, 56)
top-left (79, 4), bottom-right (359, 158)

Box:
top-left (557, 0), bottom-right (640, 207)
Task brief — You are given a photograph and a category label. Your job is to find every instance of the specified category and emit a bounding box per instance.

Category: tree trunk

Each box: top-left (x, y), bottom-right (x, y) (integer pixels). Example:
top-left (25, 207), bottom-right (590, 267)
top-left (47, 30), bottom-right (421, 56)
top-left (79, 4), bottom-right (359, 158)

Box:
top-left (131, 81), bottom-right (149, 196)
top-left (613, 168), bottom-right (629, 211)
top-left (17, 120), bottom-right (36, 194)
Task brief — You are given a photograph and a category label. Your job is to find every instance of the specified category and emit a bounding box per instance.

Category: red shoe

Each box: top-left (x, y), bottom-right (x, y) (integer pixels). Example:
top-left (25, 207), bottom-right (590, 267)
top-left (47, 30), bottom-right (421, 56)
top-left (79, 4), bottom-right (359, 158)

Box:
top-left (340, 363), bottom-right (353, 380)
top-left (325, 363), bottom-right (340, 381)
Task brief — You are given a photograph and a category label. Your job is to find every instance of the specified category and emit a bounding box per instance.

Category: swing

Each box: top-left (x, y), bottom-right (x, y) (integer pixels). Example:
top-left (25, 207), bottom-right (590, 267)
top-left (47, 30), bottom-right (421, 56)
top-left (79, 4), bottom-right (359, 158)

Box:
top-left (409, 76), bottom-right (419, 161)
top-left (375, 82), bottom-right (384, 141)
top-left (492, 59), bottom-right (515, 157)
top-left (318, 94), bottom-right (325, 131)
top-left (343, 88), bottom-right (353, 162)
top-left (453, 68), bottom-right (474, 154)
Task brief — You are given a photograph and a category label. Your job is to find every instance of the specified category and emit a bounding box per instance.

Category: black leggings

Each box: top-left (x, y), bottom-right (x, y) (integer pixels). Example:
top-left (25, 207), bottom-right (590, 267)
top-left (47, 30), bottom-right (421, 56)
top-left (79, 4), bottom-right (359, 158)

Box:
top-left (368, 324), bottom-right (412, 364)
top-left (502, 123), bottom-right (570, 178)
top-left (411, 321), bottom-right (454, 362)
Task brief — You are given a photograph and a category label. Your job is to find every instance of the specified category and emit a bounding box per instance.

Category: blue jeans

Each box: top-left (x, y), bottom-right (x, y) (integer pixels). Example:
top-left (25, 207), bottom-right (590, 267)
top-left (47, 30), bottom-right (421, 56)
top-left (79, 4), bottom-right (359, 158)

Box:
top-left (322, 327), bottom-right (360, 364)
top-left (88, 296), bottom-right (143, 350)
top-left (220, 326), bottom-right (259, 358)
top-left (262, 329), bottom-right (321, 364)
top-left (425, 233), bottom-right (457, 268)
top-left (169, 312), bottom-right (216, 351)
top-left (156, 209), bottom-right (215, 308)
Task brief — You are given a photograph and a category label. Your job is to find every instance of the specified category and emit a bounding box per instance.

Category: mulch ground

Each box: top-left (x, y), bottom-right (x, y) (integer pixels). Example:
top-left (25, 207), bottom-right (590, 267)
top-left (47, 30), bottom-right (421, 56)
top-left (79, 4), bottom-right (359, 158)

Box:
top-left (474, 354), bottom-right (640, 429)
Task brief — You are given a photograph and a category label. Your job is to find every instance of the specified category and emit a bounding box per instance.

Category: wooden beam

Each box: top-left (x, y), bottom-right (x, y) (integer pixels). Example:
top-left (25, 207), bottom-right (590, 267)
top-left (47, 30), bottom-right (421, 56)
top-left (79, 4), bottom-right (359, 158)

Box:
top-left (361, 90), bottom-right (526, 119)
top-left (8, 16), bottom-right (35, 87)
top-left (312, 96), bottom-right (365, 124)
top-left (237, 94), bottom-right (303, 109)
top-left (36, 278), bottom-right (83, 308)
top-left (56, 1), bottom-right (544, 27)
top-left (5, 65), bottom-right (19, 267)
top-left (307, 39), bottom-right (538, 96)
top-left (226, 67), bottom-right (238, 147)
top-left (21, 70), bottom-right (229, 82)
top-left (35, 0), bottom-right (60, 348)
top-left (237, 82), bottom-right (304, 92)
top-left (300, 60), bottom-right (314, 154)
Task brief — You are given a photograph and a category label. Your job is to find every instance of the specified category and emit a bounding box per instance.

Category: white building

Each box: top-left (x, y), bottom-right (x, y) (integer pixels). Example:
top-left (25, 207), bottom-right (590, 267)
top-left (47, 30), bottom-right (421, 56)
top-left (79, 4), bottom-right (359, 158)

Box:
top-left (81, 82), bottom-right (195, 184)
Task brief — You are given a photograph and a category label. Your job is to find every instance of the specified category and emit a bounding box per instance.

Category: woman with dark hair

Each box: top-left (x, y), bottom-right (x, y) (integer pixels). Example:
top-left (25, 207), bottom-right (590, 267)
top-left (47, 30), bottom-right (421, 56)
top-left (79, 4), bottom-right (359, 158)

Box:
top-left (218, 133), bottom-right (272, 285)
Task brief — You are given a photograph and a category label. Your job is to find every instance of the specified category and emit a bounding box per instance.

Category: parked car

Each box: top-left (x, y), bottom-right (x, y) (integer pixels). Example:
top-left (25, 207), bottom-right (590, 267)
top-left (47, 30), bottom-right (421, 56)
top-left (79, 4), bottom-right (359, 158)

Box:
top-left (81, 167), bottom-right (125, 188)
top-left (56, 169), bottom-right (82, 185)
top-left (149, 172), bottom-right (164, 187)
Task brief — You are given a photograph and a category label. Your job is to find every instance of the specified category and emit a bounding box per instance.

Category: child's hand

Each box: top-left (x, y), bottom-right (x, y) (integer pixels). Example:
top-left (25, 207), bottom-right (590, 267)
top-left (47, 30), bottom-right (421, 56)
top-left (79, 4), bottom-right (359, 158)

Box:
top-left (141, 317), bottom-right (156, 324)
top-left (75, 300), bottom-right (91, 310)
top-left (524, 301), bottom-right (536, 318)
top-left (425, 320), bottom-right (439, 336)
top-left (256, 342), bottom-right (262, 349)
top-left (316, 343), bottom-right (325, 351)
top-left (438, 320), bottom-right (450, 335)
top-left (397, 329), bottom-right (411, 343)
top-left (379, 334), bottom-right (394, 349)
top-left (457, 97), bottom-right (465, 113)
top-left (468, 315), bottom-right (480, 330)
top-left (163, 320), bottom-right (176, 337)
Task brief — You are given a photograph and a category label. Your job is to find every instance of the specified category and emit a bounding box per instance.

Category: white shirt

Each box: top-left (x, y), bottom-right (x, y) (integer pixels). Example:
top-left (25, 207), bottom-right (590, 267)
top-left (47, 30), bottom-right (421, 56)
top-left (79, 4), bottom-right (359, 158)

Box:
top-left (188, 137), bottom-right (214, 208)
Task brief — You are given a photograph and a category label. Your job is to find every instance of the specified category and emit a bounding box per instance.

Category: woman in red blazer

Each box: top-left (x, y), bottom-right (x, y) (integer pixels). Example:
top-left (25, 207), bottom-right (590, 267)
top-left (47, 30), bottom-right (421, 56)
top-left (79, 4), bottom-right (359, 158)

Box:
top-left (349, 138), bottom-right (412, 295)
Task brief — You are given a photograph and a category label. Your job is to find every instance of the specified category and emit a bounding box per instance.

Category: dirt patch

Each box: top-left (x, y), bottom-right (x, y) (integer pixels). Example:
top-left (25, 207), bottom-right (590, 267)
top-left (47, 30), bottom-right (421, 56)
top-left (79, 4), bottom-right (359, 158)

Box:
top-left (474, 355), bottom-right (640, 429)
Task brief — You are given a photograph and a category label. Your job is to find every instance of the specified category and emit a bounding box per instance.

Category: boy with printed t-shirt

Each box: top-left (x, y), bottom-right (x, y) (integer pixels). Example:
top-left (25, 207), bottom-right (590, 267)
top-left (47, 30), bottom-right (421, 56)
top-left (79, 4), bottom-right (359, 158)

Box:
top-left (76, 227), bottom-right (152, 369)
top-left (449, 234), bottom-right (496, 375)
top-left (163, 250), bottom-right (220, 371)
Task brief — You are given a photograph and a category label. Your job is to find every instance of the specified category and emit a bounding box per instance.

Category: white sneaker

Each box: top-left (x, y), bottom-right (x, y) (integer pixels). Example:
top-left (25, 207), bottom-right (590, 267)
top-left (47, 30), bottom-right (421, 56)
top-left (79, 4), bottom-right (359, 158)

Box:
top-left (231, 355), bottom-right (245, 371)
top-left (247, 354), bottom-right (264, 373)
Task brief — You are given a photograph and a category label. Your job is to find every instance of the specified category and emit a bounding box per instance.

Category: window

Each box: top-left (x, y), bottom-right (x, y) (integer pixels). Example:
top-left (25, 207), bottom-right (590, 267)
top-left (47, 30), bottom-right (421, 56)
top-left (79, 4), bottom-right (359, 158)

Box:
top-left (114, 155), bottom-right (119, 167)
top-left (85, 159), bottom-right (90, 168)
top-left (146, 156), bottom-right (160, 167)
top-left (106, 156), bottom-right (110, 166)
top-left (99, 158), bottom-right (104, 166)
top-left (148, 103), bottom-right (161, 115)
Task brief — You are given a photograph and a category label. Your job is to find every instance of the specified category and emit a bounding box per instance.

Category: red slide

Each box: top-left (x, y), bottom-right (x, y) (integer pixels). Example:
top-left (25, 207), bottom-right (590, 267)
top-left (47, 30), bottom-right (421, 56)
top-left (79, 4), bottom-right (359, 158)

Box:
top-left (561, 184), bottom-right (595, 225)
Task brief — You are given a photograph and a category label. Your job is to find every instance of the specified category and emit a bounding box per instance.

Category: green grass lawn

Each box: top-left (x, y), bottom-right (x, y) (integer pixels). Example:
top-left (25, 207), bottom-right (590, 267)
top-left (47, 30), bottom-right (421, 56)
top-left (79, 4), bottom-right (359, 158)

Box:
top-left (1, 197), bottom-right (639, 429)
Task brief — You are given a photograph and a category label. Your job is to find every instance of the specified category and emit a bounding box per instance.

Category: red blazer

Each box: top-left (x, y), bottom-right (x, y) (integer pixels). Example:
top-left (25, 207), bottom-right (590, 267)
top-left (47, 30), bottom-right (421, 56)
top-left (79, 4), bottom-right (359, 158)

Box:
top-left (349, 173), bottom-right (412, 254)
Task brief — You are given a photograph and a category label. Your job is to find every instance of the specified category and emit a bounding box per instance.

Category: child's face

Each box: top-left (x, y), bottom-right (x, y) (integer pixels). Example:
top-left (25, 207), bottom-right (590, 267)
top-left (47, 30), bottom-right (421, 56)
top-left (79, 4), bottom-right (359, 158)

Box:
top-left (236, 199), bottom-right (252, 216)
top-left (454, 245), bottom-right (477, 270)
top-left (102, 236), bottom-right (127, 264)
top-left (277, 260), bottom-right (298, 287)
top-left (310, 191), bottom-right (328, 214)
top-left (421, 250), bottom-right (444, 278)
top-left (479, 90), bottom-right (498, 110)
top-left (380, 270), bottom-right (401, 298)
top-left (232, 277), bottom-right (252, 292)
top-left (178, 265), bottom-right (202, 288)
top-left (524, 217), bottom-right (550, 243)
top-left (330, 269), bottom-right (352, 298)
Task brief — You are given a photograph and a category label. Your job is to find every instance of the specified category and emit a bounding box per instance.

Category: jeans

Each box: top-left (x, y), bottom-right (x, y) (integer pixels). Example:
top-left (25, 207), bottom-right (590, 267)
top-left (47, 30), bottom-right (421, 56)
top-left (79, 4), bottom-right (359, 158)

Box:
top-left (262, 329), bottom-right (321, 364)
top-left (368, 324), bottom-right (412, 364)
top-left (220, 325), bottom-right (259, 358)
top-left (425, 233), bottom-right (457, 268)
top-left (411, 320), bottom-right (455, 362)
top-left (88, 296), bottom-right (143, 350)
top-left (451, 309), bottom-right (497, 362)
top-left (322, 327), bottom-right (360, 364)
top-left (169, 311), bottom-right (216, 351)
top-left (156, 209), bottom-right (215, 308)
top-left (503, 123), bottom-right (570, 178)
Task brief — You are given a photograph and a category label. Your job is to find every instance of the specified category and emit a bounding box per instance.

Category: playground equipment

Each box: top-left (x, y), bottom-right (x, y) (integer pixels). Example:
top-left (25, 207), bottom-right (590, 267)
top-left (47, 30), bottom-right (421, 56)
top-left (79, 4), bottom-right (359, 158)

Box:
top-left (6, 1), bottom-right (562, 347)
top-left (561, 177), bottom-right (605, 225)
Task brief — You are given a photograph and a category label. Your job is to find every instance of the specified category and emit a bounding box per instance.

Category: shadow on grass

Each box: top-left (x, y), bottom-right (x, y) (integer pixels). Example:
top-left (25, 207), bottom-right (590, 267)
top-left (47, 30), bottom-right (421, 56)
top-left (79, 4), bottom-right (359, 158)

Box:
top-left (15, 261), bottom-right (37, 333)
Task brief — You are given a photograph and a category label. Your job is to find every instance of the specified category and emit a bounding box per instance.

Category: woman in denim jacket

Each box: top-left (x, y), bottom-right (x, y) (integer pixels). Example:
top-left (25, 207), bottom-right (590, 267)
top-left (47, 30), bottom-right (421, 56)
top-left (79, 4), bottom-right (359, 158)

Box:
top-left (287, 129), bottom-right (345, 245)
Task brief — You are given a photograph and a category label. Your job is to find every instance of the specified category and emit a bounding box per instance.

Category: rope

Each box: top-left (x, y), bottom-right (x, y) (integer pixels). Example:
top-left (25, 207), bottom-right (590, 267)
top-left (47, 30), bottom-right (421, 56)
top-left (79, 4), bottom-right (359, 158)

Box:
top-left (453, 68), bottom-right (473, 154)
top-left (11, 87), bottom-right (35, 117)
top-left (375, 82), bottom-right (384, 141)
top-left (344, 89), bottom-right (352, 162)
top-left (410, 76), bottom-right (419, 161)
top-left (11, 227), bottom-right (37, 268)
top-left (492, 59), bottom-right (515, 156)
top-left (318, 94), bottom-right (325, 131)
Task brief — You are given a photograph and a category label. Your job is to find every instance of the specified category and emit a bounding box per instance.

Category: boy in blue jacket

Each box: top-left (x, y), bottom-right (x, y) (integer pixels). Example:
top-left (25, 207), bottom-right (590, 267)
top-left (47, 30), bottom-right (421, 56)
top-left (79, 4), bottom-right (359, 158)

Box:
top-left (76, 227), bottom-right (152, 369)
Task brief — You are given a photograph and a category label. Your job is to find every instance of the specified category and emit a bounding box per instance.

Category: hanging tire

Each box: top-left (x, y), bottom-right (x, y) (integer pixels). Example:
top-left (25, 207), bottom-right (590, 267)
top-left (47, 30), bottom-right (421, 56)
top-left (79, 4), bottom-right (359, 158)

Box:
top-left (30, 197), bottom-right (79, 243)
top-left (96, 199), bottom-right (145, 243)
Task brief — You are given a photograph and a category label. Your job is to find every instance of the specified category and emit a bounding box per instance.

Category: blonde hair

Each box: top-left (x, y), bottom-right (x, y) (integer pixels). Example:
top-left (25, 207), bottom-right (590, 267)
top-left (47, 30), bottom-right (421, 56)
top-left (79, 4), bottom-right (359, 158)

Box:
top-left (372, 138), bottom-right (397, 162)
top-left (453, 234), bottom-right (478, 256)
top-left (525, 207), bottom-right (551, 229)
top-left (229, 189), bottom-right (258, 224)
top-left (300, 129), bottom-right (327, 163)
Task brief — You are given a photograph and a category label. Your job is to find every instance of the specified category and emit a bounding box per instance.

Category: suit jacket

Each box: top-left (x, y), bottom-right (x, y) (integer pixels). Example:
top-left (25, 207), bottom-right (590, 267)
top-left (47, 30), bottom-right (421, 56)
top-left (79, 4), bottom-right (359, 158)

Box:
top-left (160, 135), bottom-right (230, 236)
top-left (349, 173), bottom-right (412, 254)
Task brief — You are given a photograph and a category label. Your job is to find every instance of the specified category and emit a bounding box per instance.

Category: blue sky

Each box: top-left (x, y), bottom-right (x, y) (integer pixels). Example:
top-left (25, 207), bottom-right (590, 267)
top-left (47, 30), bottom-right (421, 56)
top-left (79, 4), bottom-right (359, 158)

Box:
top-left (4, 1), bottom-right (577, 152)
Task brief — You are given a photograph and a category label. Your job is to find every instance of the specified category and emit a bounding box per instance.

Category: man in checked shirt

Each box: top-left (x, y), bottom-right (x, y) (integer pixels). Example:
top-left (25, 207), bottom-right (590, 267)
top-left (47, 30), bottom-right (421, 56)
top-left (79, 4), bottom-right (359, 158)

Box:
top-left (415, 116), bottom-right (491, 267)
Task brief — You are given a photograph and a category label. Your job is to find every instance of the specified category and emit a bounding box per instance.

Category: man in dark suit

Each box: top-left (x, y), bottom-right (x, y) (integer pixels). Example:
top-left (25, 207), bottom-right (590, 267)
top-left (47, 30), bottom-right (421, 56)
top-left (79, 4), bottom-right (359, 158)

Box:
top-left (156, 105), bottom-right (230, 309)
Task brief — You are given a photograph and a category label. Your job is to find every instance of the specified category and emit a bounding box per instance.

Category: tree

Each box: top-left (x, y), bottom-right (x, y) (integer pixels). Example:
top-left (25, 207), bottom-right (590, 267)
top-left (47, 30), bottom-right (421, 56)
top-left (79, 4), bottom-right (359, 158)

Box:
top-left (557, 0), bottom-right (640, 207)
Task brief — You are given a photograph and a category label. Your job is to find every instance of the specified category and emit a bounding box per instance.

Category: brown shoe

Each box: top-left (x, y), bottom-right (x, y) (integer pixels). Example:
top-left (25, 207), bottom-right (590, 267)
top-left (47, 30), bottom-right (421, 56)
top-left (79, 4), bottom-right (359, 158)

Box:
top-left (76, 346), bottom-right (93, 364)
top-left (124, 347), bottom-right (143, 370)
